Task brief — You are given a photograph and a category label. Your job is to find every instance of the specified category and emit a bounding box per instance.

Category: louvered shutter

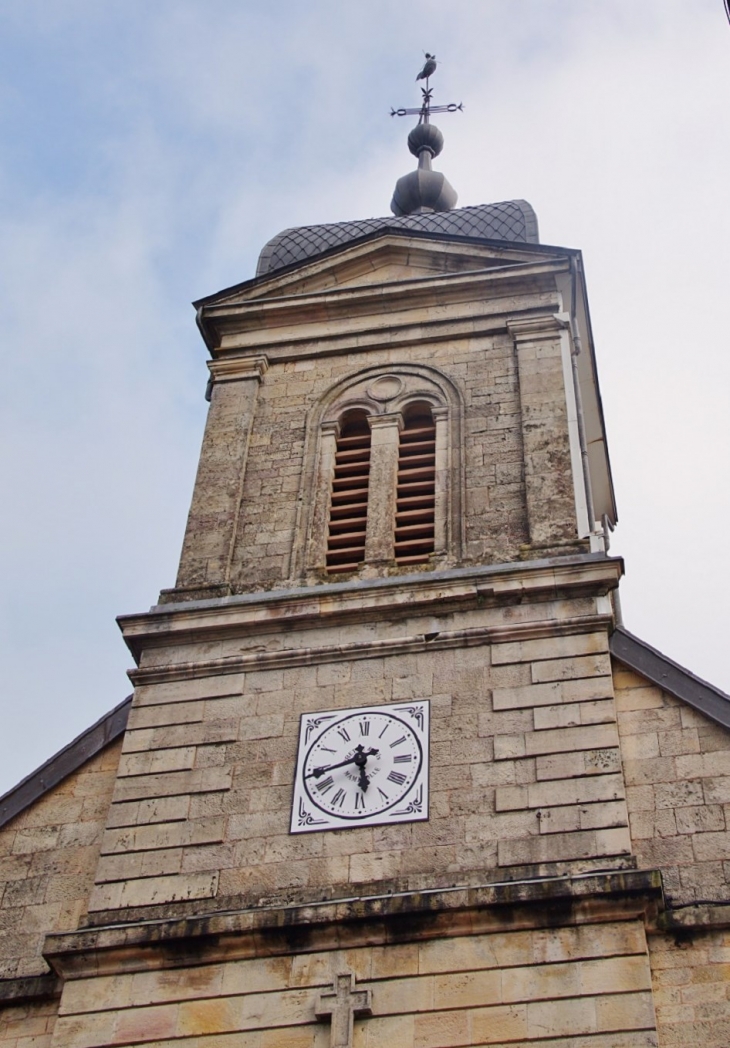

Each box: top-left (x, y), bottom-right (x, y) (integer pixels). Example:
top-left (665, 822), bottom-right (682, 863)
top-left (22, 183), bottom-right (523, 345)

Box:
top-left (395, 406), bottom-right (436, 564)
top-left (325, 412), bottom-right (371, 573)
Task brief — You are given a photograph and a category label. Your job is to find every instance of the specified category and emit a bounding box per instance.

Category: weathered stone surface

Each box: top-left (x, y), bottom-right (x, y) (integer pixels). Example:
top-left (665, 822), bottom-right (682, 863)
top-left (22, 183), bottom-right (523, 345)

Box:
top-left (43, 915), bottom-right (658, 1048)
top-left (0, 743), bottom-right (120, 979)
top-left (615, 661), bottom-right (730, 906)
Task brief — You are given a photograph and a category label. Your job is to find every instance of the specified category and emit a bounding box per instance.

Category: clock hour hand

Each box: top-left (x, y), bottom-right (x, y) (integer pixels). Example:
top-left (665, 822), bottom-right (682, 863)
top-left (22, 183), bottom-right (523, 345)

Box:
top-left (306, 745), bottom-right (379, 779)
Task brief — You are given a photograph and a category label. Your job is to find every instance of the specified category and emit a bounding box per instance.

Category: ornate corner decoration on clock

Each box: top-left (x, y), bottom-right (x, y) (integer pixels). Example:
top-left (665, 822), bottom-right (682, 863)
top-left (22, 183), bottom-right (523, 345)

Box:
top-left (290, 700), bottom-right (430, 834)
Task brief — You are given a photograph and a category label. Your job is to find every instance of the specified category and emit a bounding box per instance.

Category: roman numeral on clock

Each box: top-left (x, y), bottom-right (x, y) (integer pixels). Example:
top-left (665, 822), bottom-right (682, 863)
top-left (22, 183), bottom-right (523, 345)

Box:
top-left (359, 719), bottom-right (370, 736)
top-left (315, 776), bottom-right (334, 794)
top-left (337, 726), bottom-right (351, 742)
top-left (387, 771), bottom-right (407, 786)
top-left (332, 789), bottom-right (346, 808)
top-left (354, 793), bottom-right (365, 810)
top-left (389, 736), bottom-right (406, 748)
top-left (393, 754), bottom-right (412, 763)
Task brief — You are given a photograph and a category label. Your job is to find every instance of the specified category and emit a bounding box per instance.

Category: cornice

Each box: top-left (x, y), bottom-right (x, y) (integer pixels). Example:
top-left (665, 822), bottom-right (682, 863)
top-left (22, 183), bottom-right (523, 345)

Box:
top-left (658, 902), bottom-right (730, 932)
top-left (44, 869), bottom-right (663, 979)
top-left (0, 974), bottom-right (62, 1007)
top-left (201, 259), bottom-right (569, 353)
top-left (118, 555), bottom-right (623, 668)
top-left (127, 613), bottom-right (615, 686)
top-left (215, 305), bottom-right (557, 366)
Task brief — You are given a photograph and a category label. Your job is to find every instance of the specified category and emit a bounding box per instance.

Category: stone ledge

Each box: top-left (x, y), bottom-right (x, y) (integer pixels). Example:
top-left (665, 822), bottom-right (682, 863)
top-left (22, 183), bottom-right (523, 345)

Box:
top-left (158, 582), bottom-right (233, 605)
top-left (0, 974), bottom-right (62, 1007)
top-left (120, 554), bottom-right (623, 669)
top-left (128, 613), bottom-right (616, 687)
top-left (44, 869), bottom-right (663, 979)
top-left (657, 901), bottom-right (730, 932)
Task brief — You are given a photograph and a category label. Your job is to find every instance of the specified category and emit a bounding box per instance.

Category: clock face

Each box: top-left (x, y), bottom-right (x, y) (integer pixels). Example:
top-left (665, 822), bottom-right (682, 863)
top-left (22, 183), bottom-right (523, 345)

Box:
top-left (290, 701), bottom-right (429, 833)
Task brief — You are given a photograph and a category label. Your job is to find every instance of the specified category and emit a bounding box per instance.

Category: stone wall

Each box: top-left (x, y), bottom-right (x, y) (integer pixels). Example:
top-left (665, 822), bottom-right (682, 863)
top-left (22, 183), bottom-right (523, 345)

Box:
top-left (0, 1001), bottom-right (58, 1048)
top-left (614, 662), bottom-right (730, 906)
top-left (0, 741), bottom-right (121, 978)
top-left (226, 335), bottom-right (536, 591)
top-left (49, 921), bottom-right (658, 1048)
top-left (94, 565), bottom-right (627, 921)
top-left (174, 255), bottom-right (585, 599)
top-left (649, 929), bottom-right (730, 1046)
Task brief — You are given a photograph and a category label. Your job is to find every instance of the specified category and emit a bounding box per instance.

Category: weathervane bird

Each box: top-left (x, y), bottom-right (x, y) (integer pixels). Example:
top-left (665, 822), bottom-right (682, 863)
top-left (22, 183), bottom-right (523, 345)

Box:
top-left (416, 53), bottom-right (437, 81)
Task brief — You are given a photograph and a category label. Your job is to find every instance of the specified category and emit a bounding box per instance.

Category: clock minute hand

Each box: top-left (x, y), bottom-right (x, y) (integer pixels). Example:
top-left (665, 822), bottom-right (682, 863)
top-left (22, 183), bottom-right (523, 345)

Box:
top-left (306, 746), bottom-right (379, 779)
top-left (306, 755), bottom-right (359, 779)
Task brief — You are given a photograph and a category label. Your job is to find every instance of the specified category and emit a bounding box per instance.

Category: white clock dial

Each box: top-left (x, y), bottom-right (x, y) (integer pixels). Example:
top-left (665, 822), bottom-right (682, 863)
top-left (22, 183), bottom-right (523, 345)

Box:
top-left (290, 701), bottom-right (429, 834)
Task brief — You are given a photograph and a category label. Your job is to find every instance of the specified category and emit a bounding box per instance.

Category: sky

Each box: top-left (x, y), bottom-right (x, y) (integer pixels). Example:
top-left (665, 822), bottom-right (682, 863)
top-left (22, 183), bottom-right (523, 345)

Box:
top-left (1, 0), bottom-right (729, 796)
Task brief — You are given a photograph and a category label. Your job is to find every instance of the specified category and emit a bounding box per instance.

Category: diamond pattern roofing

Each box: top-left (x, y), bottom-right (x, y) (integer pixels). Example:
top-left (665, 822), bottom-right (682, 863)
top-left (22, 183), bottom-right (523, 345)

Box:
top-left (256, 200), bottom-right (539, 277)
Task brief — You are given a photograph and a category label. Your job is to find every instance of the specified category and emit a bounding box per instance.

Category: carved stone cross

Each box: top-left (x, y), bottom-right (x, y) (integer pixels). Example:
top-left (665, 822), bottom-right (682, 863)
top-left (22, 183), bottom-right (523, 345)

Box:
top-left (315, 972), bottom-right (373, 1048)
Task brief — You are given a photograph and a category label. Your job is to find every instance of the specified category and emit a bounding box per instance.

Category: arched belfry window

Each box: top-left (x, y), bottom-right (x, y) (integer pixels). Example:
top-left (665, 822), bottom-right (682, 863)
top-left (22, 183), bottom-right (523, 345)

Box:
top-left (297, 366), bottom-right (463, 580)
top-left (395, 403), bottom-right (436, 564)
top-left (325, 410), bottom-right (371, 574)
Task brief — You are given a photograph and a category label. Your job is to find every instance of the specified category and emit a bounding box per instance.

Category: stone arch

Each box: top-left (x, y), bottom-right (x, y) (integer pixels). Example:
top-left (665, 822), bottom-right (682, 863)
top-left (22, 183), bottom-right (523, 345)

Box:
top-left (290, 363), bottom-right (464, 581)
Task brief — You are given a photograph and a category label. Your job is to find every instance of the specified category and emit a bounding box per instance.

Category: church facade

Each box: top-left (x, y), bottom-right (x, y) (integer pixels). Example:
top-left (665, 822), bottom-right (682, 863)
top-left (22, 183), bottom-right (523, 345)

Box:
top-left (2, 130), bottom-right (730, 1048)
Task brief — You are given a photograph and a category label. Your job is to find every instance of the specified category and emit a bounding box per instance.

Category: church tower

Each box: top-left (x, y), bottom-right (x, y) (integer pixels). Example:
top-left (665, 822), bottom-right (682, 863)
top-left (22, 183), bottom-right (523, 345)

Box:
top-left (3, 59), bottom-right (730, 1048)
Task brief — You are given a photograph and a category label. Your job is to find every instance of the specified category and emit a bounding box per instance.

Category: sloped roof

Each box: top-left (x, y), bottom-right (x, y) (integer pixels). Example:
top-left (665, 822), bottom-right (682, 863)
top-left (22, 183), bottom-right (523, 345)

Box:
top-left (256, 200), bottom-right (539, 277)
top-left (0, 696), bottom-right (131, 830)
top-left (610, 627), bottom-right (730, 729)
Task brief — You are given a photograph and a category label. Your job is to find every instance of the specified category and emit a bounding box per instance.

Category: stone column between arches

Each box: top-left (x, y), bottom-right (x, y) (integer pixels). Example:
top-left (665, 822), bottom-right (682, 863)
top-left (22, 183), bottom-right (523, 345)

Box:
top-left (363, 411), bottom-right (403, 567)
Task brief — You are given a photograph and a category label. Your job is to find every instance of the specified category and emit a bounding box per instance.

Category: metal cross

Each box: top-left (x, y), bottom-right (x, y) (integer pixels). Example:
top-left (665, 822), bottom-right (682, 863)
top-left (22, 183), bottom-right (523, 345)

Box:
top-left (391, 78), bottom-right (463, 124)
top-left (391, 88), bottom-right (464, 121)
top-left (315, 972), bottom-right (373, 1048)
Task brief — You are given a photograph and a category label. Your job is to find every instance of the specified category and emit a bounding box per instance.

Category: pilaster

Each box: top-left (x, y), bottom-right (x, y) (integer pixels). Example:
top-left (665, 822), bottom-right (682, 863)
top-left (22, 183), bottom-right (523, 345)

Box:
top-left (508, 316), bottom-right (579, 550)
top-left (168, 355), bottom-right (268, 602)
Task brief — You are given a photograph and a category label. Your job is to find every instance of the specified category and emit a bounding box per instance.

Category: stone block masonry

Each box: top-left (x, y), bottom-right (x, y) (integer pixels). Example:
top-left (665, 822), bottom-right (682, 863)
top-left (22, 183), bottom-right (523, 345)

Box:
top-left (45, 907), bottom-right (659, 1048)
top-left (615, 664), bottom-right (730, 907)
top-left (171, 247), bottom-right (589, 603)
top-left (99, 558), bottom-right (624, 921)
top-left (0, 741), bottom-right (122, 981)
top-left (648, 928), bottom-right (730, 1048)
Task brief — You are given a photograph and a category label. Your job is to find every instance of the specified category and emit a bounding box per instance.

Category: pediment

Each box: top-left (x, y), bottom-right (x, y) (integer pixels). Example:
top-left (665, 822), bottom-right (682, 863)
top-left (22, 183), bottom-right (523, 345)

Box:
top-left (201, 233), bottom-right (567, 307)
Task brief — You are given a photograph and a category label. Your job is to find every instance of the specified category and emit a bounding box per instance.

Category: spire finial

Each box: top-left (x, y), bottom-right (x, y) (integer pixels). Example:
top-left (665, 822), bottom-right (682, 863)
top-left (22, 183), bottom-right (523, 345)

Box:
top-left (389, 54), bottom-right (462, 217)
